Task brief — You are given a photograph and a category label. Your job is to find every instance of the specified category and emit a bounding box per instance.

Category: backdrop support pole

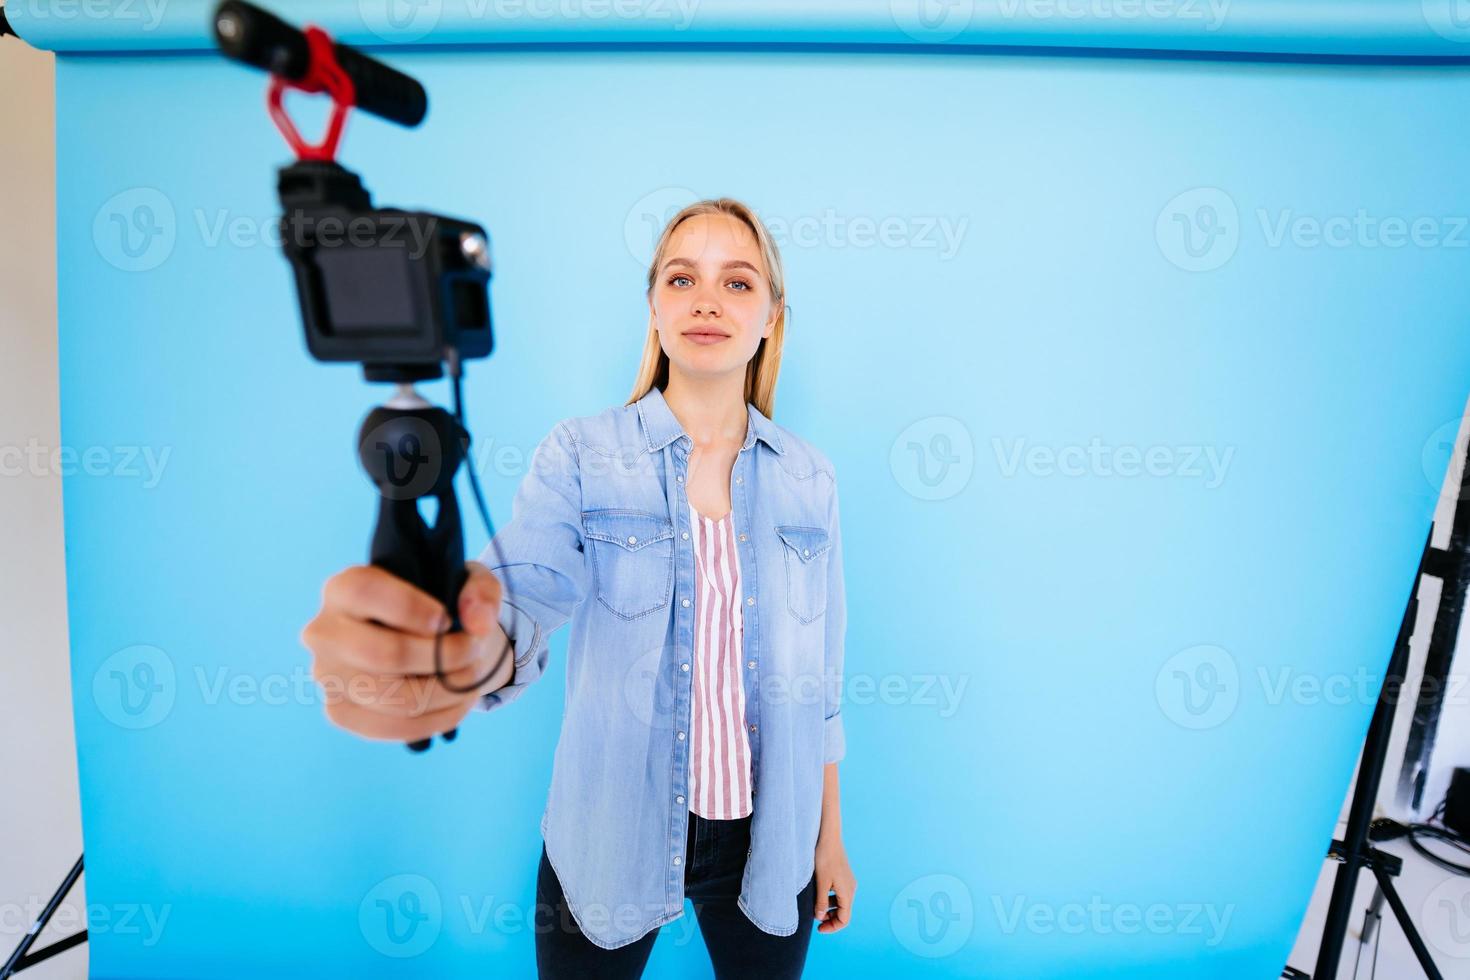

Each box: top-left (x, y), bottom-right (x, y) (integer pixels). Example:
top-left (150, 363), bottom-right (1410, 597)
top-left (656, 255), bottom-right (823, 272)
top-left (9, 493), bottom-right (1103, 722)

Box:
top-left (1, 855), bottom-right (86, 978)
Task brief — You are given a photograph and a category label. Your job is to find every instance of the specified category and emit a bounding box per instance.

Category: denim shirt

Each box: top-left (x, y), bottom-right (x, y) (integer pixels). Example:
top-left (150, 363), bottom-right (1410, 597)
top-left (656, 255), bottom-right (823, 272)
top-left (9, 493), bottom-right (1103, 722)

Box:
top-left (473, 384), bottom-right (846, 950)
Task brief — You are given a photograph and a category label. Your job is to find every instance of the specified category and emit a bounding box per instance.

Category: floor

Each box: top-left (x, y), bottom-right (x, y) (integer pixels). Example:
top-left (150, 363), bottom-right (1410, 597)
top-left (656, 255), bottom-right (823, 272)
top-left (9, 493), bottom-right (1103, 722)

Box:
top-left (1286, 822), bottom-right (1470, 979)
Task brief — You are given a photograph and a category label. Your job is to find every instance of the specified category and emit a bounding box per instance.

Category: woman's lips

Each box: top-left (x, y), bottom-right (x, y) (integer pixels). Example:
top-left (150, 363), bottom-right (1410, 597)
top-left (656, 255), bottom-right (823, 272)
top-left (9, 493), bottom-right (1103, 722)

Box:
top-left (683, 331), bottom-right (729, 345)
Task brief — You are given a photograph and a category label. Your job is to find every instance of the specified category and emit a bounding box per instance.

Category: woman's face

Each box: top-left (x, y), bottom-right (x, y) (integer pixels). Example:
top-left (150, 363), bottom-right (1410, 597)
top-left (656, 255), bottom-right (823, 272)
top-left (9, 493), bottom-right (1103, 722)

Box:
top-left (649, 212), bottom-right (778, 383)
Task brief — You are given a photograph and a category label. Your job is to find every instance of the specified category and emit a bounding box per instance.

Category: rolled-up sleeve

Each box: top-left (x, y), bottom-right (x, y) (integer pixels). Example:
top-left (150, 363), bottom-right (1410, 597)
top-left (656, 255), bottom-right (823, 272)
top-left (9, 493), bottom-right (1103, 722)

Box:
top-left (475, 420), bottom-right (589, 713)
top-left (823, 472), bottom-right (846, 764)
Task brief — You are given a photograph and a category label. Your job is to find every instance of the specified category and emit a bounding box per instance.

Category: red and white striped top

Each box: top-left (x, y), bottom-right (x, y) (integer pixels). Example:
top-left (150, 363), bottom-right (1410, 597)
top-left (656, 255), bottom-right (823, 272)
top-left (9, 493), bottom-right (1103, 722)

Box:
top-left (687, 499), bottom-right (753, 819)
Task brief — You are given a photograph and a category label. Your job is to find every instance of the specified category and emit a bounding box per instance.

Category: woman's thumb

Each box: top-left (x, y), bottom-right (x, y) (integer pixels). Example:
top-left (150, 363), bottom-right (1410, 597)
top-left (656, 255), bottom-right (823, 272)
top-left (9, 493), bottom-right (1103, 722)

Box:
top-left (458, 561), bottom-right (502, 635)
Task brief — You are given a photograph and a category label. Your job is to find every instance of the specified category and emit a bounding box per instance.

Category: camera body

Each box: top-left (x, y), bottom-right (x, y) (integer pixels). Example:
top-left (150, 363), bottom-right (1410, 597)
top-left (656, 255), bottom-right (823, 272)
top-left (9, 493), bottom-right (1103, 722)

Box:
top-left (276, 160), bottom-right (493, 382)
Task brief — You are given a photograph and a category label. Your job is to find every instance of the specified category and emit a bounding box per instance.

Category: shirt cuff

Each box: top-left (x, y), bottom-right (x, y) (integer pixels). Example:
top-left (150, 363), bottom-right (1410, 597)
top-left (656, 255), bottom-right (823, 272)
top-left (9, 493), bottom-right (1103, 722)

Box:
top-left (475, 596), bottom-right (543, 713)
top-left (823, 710), bottom-right (846, 764)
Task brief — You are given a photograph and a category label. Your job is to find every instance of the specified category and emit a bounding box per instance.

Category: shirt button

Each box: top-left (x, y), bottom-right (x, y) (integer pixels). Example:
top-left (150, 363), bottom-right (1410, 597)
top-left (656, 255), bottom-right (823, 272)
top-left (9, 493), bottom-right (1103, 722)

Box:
top-left (681, 532), bottom-right (689, 540)
top-left (676, 795), bottom-right (685, 804)
top-left (628, 535), bottom-right (638, 545)
top-left (746, 597), bottom-right (755, 606)
top-left (673, 856), bottom-right (683, 866)
top-left (803, 548), bottom-right (810, 557)
top-left (681, 598), bottom-right (690, 608)
top-left (748, 724), bottom-right (758, 733)
top-left (746, 660), bottom-right (756, 669)
top-left (677, 475), bottom-right (684, 483)
top-left (681, 662), bottom-right (690, 671)
top-left (739, 533), bottom-right (747, 542)
top-left (677, 731), bottom-right (686, 740)
top-left (735, 477), bottom-right (743, 484)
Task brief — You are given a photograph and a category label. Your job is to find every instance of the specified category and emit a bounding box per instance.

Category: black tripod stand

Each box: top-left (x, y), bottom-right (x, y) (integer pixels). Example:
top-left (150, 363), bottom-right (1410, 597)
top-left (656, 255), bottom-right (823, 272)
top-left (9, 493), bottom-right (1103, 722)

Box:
top-left (1283, 444), bottom-right (1470, 979)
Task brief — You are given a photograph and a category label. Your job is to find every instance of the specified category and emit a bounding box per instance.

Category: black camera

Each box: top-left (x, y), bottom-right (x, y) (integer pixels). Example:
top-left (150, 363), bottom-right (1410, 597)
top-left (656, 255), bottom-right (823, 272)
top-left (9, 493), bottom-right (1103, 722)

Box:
top-left (276, 160), bottom-right (494, 383)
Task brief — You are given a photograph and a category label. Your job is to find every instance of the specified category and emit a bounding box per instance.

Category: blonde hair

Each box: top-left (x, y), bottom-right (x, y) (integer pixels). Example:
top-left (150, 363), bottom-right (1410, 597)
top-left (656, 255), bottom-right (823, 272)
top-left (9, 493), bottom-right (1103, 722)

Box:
top-left (625, 198), bottom-right (787, 419)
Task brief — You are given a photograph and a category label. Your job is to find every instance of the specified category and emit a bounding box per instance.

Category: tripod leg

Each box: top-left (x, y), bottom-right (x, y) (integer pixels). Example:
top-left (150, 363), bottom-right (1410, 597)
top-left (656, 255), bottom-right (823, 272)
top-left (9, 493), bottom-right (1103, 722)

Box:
top-left (1360, 883), bottom-right (1386, 947)
top-left (1369, 862), bottom-right (1444, 980)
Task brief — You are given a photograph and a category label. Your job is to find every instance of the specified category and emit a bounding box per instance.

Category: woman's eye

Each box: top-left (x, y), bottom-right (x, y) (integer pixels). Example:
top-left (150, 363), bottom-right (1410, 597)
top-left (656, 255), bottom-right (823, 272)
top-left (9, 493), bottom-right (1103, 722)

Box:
top-left (728, 279), bottom-right (751, 291)
top-left (669, 274), bottom-right (692, 287)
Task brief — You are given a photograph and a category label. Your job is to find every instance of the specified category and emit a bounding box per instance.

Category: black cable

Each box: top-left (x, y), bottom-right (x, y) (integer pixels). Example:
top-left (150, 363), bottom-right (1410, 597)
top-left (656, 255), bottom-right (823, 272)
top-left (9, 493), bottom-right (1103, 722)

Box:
top-left (1368, 787), bottom-right (1470, 876)
top-left (428, 354), bottom-right (512, 695)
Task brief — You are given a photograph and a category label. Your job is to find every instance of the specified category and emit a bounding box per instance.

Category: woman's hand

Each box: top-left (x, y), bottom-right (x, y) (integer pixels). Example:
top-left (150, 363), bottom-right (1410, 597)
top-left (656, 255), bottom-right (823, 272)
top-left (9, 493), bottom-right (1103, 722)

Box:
top-left (813, 834), bottom-right (856, 933)
top-left (301, 560), bottom-right (511, 744)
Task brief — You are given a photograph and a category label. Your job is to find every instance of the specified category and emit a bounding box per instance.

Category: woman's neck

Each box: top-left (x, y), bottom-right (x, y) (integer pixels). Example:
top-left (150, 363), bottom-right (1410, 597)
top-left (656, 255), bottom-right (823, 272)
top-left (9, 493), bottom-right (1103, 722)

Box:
top-left (662, 372), bottom-right (749, 448)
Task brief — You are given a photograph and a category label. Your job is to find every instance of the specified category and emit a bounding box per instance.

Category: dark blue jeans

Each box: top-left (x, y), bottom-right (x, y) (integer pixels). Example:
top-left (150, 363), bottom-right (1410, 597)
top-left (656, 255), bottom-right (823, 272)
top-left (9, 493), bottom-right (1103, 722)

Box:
top-left (534, 809), bottom-right (818, 979)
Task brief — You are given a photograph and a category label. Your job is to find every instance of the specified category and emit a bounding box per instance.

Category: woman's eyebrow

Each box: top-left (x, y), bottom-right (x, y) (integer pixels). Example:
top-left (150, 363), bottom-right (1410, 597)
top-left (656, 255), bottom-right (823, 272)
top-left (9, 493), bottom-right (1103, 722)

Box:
top-left (663, 257), bottom-right (761, 275)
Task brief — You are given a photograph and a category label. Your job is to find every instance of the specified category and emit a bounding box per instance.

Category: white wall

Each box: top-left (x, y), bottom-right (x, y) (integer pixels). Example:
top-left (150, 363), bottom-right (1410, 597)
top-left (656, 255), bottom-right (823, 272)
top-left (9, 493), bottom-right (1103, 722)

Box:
top-left (0, 19), bottom-right (89, 979)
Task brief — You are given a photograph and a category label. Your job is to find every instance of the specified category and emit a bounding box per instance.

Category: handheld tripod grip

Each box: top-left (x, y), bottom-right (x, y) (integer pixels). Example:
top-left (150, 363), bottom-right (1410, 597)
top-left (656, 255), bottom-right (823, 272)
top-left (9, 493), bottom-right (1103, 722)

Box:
top-left (358, 399), bottom-right (470, 753)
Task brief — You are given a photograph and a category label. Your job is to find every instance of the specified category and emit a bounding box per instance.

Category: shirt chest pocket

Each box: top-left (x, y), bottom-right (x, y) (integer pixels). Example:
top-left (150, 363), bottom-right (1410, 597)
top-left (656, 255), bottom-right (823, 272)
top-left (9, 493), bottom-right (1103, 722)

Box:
top-left (775, 525), bottom-right (832, 624)
top-left (582, 509), bottom-right (676, 621)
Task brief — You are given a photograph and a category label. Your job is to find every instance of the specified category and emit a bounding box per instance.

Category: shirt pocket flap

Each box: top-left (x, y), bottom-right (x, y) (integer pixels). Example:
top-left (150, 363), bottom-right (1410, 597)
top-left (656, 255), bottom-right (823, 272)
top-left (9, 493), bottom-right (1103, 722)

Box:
top-left (775, 525), bottom-right (832, 564)
top-left (582, 510), bottom-right (675, 552)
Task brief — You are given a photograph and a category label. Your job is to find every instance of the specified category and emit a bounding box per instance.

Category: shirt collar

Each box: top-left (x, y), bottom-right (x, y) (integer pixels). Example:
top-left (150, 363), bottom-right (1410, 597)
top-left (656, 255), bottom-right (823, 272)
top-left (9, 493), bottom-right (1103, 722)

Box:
top-left (636, 384), bottom-right (785, 456)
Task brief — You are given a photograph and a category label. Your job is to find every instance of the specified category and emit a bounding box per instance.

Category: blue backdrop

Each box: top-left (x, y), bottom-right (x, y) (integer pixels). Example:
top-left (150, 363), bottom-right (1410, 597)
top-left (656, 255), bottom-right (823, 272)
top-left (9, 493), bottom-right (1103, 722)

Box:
top-left (16, 1), bottom-right (1470, 976)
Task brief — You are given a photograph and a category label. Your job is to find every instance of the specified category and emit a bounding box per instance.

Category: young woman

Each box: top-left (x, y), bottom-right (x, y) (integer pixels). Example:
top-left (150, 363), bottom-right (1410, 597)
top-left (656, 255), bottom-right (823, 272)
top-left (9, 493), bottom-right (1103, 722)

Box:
top-left (302, 199), bottom-right (855, 978)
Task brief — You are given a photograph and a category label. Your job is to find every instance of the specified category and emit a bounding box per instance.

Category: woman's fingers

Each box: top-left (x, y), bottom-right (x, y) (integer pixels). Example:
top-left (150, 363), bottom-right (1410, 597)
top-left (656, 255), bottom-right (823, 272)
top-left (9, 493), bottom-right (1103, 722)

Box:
top-left (312, 652), bottom-right (496, 717)
top-left (322, 564), bottom-right (451, 637)
top-left (304, 610), bottom-right (488, 677)
top-left (322, 690), bottom-right (477, 744)
top-left (458, 561), bottom-right (504, 636)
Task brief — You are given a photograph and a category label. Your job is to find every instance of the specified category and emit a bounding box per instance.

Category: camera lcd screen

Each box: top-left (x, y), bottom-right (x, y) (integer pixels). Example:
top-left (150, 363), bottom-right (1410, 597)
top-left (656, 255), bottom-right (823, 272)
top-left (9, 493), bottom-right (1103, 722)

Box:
top-left (313, 244), bottom-right (418, 336)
